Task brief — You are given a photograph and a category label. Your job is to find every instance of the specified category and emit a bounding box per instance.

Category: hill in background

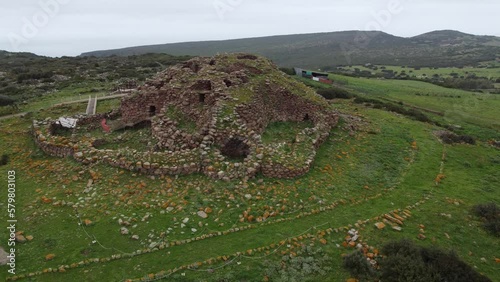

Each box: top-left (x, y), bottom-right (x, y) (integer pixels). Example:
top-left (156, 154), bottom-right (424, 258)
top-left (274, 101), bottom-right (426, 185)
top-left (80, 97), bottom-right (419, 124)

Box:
top-left (80, 30), bottom-right (500, 68)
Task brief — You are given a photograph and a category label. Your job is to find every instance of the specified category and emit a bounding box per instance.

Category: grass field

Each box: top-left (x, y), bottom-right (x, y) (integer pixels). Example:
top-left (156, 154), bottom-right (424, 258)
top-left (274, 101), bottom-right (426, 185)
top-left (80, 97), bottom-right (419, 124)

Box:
top-left (328, 73), bottom-right (500, 140)
top-left (0, 80), bottom-right (499, 281)
top-left (339, 65), bottom-right (500, 80)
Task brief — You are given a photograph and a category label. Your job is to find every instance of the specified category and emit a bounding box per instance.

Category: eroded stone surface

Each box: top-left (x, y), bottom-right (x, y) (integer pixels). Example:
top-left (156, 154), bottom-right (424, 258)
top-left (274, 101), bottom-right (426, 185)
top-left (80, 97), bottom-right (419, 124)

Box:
top-left (32, 53), bottom-right (338, 179)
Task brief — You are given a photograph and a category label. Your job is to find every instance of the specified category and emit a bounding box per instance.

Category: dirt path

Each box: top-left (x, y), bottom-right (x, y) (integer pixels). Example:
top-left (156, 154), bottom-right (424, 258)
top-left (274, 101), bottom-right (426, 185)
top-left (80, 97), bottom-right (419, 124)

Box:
top-left (0, 112), bottom-right (25, 121)
top-left (85, 96), bottom-right (97, 115)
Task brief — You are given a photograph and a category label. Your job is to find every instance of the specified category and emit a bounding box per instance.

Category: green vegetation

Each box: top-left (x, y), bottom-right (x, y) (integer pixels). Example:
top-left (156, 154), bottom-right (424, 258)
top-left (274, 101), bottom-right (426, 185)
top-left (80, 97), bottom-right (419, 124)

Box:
top-left (0, 95), bottom-right (16, 107)
top-left (0, 52), bottom-right (499, 281)
top-left (316, 87), bottom-right (352, 100)
top-left (344, 240), bottom-right (492, 281)
top-left (1, 97), bottom-right (498, 281)
top-left (80, 30), bottom-right (500, 69)
top-left (337, 64), bottom-right (500, 82)
top-left (333, 64), bottom-right (500, 92)
top-left (0, 51), bottom-right (191, 116)
top-left (264, 246), bottom-right (331, 281)
top-left (262, 121), bottom-right (313, 144)
top-left (165, 105), bottom-right (198, 134)
top-left (0, 154), bottom-right (9, 166)
top-left (324, 73), bottom-right (500, 140)
top-left (342, 250), bottom-right (374, 280)
top-left (473, 203), bottom-right (500, 237)
top-left (381, 240), bottom-right (491, 282)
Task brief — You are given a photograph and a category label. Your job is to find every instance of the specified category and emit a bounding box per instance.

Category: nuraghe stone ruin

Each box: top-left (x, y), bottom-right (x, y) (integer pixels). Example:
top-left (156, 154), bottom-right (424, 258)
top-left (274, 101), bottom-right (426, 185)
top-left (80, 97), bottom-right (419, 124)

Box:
top-left (32, 53), bottom-right (339, 180)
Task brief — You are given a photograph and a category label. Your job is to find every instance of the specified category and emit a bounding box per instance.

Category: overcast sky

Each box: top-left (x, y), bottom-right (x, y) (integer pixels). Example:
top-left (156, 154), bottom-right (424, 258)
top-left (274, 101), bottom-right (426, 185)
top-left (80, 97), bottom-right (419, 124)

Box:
top-left (1, 0), bottom-right (498, 57)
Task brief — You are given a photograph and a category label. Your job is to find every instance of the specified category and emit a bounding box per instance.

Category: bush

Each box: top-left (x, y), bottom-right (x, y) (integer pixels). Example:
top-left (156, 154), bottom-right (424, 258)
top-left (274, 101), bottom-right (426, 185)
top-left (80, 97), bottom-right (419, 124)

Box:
top-left (264, 246), bottom-right (331, 282)
top-left (279, 67), bottom-right (296, 76)
top-left (0, 154), bottom-right (9, 166)
top-left (0, 95), bottom-right (16, 107)
top-left (353, 96), bottom-right (381, 105)
top-left (342, 250), bottom-right (374, 279)
top-left (473, 203), bottom-right (500, 236)
top-left (437, 131), bottom-right (476, 145)
top-left (317, 87), bottom-right (352, 99)
top-left (406, 109), bottom-right (431, 123)
top-left (380, 239), bottom-right (492, 282)
top-left (353, 97), bottom-right (432, 123)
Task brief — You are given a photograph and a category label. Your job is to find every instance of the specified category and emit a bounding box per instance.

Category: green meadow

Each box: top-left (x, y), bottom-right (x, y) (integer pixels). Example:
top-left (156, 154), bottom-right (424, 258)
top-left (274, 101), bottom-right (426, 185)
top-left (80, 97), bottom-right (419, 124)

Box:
top-left (0, 75), bottom-right (499, 281)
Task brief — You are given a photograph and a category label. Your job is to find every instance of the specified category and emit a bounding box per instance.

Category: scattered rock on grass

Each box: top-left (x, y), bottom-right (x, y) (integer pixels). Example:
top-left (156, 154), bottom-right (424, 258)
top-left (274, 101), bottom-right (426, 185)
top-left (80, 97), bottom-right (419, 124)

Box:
top-left (197, 211), bottom-right (208, 219)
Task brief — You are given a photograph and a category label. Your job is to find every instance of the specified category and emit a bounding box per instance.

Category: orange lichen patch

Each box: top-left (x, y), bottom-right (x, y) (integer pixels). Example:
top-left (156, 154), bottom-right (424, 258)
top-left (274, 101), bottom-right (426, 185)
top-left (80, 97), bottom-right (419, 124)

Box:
top-left (89, 170), bottom-right (99, 180)
top-left (83, 219), bottom-right (93, 226)
top-left (391, 212), bottom-right (405, 222)
top-left (411, 141), bottom-right (418, 150)
top-left (41, 196), bottom-right (52, 204)
top-left (45, 254), bottom-right (56, 261)
top-left (319, 238), bottom-right (327, 245)
top-left (435, 173), bottom-right (446, 184)
top-left (383, 214), bottom-right (403, 225)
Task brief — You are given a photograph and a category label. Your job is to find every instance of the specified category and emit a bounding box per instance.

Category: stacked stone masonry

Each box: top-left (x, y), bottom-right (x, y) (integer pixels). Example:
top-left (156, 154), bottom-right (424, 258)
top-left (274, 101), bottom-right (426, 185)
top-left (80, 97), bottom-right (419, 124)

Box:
top-left (32, 53), bottom-right (338, 179)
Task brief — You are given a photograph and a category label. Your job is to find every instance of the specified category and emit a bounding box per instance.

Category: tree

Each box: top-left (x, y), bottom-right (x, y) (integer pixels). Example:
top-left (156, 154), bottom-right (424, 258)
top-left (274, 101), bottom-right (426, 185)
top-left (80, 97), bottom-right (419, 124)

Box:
top-left (0, 95), bottom-right (16, 107)
top-left (0, 95), bottom-right (18, 110)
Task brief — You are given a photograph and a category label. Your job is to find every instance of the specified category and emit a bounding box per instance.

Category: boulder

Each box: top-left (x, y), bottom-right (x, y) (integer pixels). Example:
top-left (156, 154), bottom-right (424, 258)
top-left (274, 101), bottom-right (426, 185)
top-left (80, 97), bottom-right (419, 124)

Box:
top-left (197, 211), bottom-right (208, 219)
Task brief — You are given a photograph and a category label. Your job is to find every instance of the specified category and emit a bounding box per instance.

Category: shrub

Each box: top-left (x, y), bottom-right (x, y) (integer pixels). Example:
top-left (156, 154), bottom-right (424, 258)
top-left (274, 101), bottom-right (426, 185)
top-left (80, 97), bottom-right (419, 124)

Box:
top-left (317, 87), bottom-right (352, 99)
top-left (0, 154), bottom-right (9, 166)
top-left (380, 239), bottom-right (492, 282)
top-left (353, 96), bottom-right (381, 105)
top-left (0, 95), bottom-right (16, 107)
top-left (436, 131), bottom-right (476, 145)
top-left (354, 97), bottom-right (432, 123)
top-left (342, 250), bottom-right (374, 279)
top-left (264, 246), bottom-right (331, 282)
top-left (279, 67), bottom-right (296, 76)
top-left (405, 109), bottom-right (431, 123)
top-left (473, 203), bottom-right (500, 236)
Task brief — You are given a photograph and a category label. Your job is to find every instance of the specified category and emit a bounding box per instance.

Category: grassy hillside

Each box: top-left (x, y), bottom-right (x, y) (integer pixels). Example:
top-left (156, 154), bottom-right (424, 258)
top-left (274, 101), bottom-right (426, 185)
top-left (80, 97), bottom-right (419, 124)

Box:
top-left (0, 64), bottom-right (499, 281)
top-left (80, 30), bottom-right (500, 69)
top-left (325, 73), bottom-right (500, 140)
top-left (337, 64), bottom-right (500, 81)
top-left (0, 51), bottom-right (191, 116)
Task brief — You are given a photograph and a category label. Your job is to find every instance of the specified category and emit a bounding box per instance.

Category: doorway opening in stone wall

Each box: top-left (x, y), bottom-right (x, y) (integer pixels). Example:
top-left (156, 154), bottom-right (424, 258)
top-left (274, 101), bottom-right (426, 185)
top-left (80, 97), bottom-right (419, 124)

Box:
top-left (149, 106), bottom-right (156, 117)
top-left (220, 137), bottom-right (250, 161)
top-left (199, 93), bottom-right (206, 104)
top-left (303, 114), bottom-right (310, 121)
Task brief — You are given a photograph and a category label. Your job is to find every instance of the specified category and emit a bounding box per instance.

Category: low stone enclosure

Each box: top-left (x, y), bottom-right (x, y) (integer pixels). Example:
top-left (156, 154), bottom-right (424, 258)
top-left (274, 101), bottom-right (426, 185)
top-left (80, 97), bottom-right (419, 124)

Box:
top-left (32, 53), bottom-right (338, 180)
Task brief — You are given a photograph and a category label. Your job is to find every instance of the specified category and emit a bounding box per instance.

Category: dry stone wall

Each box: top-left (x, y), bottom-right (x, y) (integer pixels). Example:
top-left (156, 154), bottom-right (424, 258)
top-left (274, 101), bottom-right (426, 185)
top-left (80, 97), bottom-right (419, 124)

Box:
top-left (32, 121), bottom-right (75, 158)
top-left (32, 53), bottom-right (339, 180)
